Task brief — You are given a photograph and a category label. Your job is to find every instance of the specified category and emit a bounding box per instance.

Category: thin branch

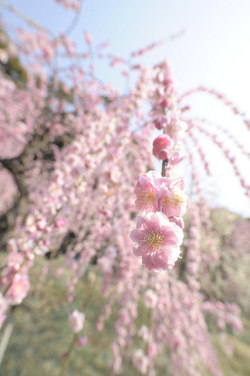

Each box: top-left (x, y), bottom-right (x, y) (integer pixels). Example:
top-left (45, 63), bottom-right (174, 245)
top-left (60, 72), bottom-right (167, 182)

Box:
top-left (0, 0), bottom-right (54, 37)
top-left (64, 0), bottom-right (84, 36)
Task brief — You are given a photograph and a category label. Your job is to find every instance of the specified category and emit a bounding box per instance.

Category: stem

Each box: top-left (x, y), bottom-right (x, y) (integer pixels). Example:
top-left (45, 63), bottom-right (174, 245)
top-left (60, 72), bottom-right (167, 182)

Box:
top-left (161, 158), bottom-right (168, 177)
top-left (58, 334), bottom-right (77, 376)
top-left (0, 0), bottom-right (54, 37)
top-left (64, 0), bottom-right (84, 36)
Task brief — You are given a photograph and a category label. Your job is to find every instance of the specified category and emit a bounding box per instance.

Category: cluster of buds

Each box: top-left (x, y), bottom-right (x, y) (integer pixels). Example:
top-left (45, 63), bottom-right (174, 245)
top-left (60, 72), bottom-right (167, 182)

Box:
top-left (130, 62), bottom-right (188, 271)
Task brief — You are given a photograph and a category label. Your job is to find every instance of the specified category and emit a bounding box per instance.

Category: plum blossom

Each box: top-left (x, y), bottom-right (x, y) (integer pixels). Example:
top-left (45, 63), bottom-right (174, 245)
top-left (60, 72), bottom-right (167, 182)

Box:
top-left (134, 173), bottom-right (188, 220)
top-left (134, 172), bottom-right (158, 212)
top-left (153, 134), bottom-right (174, 160)
top-left (157, 177), bottom-right (188, 218)
top-left (69, 309), bottom-right (85, 333)
top-left (130, 212), bottom-right (183, 270)
top-left (8, 274), bottom-right (30, 304)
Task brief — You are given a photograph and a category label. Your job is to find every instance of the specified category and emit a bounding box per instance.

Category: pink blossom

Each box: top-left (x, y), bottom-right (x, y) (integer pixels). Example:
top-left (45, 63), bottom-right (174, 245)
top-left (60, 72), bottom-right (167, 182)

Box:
top-left (130, 212), bottom-right (183, 270)
top-left (8, 274), bottom-right (30, 304)
top-left (69, 309), bottom-right (85, 333)
top-left (134, 172), bottom-right (157, 212)
top-left (153, 134), bottom-right (174, 160)
top-left (157, 178), bottom-right (188, 217)
top-left (134, 171), bottom-right (171, 214)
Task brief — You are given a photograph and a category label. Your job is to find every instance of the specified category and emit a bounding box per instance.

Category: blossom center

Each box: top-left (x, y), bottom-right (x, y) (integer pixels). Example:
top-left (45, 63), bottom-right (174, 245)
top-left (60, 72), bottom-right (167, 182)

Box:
top-left (144, 231), bottom-right (163, 248)
top-left (137, 189), bottom-right (155, 205)
top-left (164, 190), bottom-right (184, 208)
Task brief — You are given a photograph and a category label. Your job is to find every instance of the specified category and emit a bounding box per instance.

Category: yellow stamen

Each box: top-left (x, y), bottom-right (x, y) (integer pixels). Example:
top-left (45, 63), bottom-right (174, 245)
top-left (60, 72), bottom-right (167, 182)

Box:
top-left (144, 231), bottom-right (163, 248)
top-left (137, 188), bottom-right (155, 205)
top-left (164, 190), bottom-right (184, 208)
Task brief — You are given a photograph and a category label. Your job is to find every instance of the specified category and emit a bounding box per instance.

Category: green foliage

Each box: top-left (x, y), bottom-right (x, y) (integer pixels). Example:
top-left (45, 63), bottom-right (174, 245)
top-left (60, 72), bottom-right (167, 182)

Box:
top-left (4, 56), bottom-right (28, 85)
top-left (0, 28), bottom-right (27, 84)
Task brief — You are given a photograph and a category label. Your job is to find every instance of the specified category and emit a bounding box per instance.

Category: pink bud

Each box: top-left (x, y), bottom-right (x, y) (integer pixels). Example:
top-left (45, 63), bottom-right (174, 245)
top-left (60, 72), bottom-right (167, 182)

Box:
top-left (154, 119), bottom-right (162, 130)
top-left (153, 134), bottom-right (174, 160)
top-left (160, 98), bottom-right (170, 108)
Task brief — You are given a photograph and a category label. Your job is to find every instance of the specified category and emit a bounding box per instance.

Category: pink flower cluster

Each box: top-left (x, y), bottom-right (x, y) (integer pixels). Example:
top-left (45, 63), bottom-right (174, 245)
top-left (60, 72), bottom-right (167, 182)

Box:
top-left (130, 61), bottom-right (188, 271)
top-left (130, 171), bottom-right (187, 270)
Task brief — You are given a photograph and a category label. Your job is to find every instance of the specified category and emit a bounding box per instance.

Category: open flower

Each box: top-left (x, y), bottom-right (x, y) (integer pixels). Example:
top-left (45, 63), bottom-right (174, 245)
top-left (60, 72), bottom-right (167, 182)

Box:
top-left (135, 172), bottom-right (157, 212)
top-left (157, 177), bottom-right (188, 217)
top-left (134, 171), bottom-right (176, 213)
top-left (130, 212), bottom-right (183, 270)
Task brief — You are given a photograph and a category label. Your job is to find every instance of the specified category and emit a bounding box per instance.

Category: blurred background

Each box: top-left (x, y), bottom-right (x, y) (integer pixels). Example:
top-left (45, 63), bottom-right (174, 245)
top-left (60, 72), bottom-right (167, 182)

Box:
top-left (0, 1), bottom-right (250, 376)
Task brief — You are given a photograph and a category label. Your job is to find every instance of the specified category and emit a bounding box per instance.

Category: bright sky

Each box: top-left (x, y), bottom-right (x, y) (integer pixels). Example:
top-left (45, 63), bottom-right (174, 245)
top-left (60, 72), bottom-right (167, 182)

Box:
top-left (1, 0), bottom-right (250, 216)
